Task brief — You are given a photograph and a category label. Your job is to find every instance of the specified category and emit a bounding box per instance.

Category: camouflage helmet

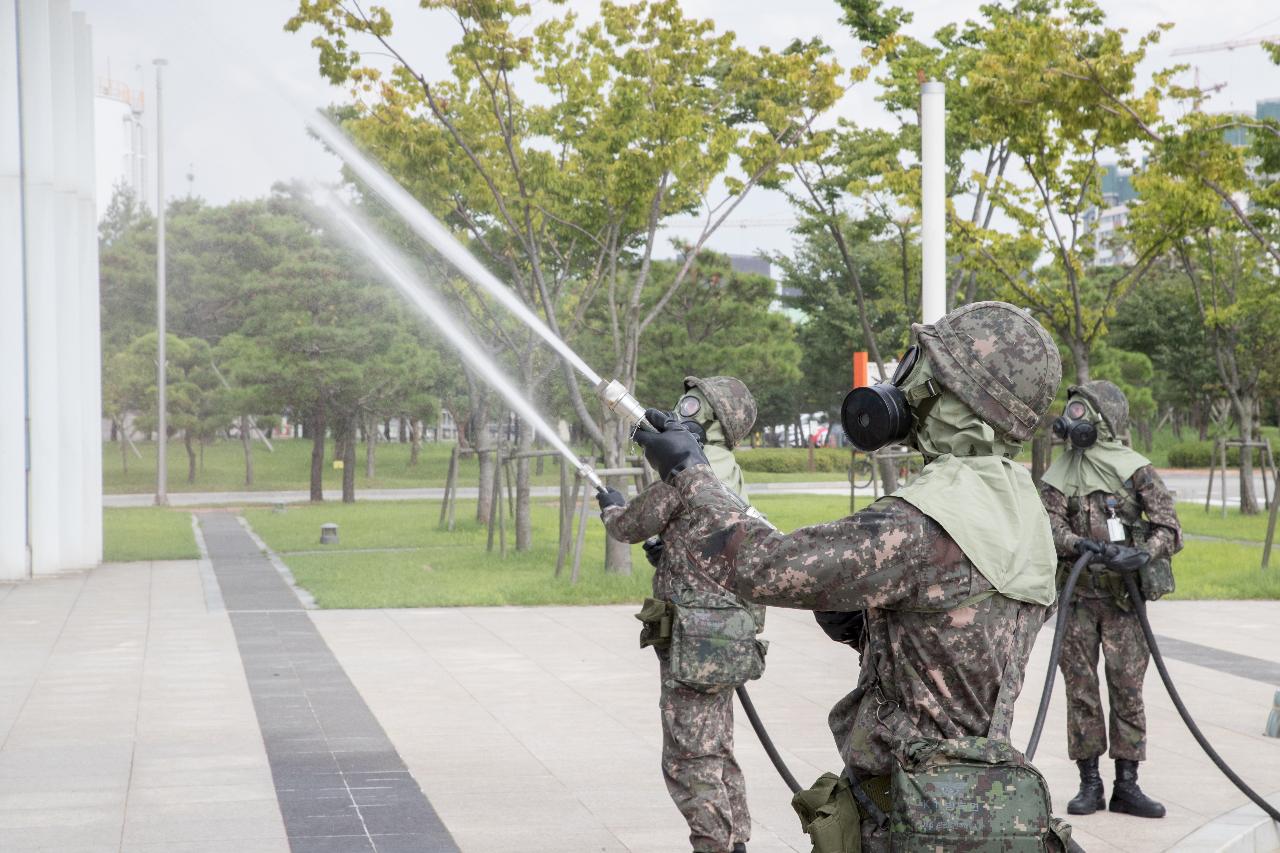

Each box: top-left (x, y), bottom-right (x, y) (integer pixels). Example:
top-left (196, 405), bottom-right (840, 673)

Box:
top-left (913, 301), bottom-right (1062, 442)
top-left (683, 376), bottom-right (757, 449)
top-left (1069, 380), bottom-right (1129, 440)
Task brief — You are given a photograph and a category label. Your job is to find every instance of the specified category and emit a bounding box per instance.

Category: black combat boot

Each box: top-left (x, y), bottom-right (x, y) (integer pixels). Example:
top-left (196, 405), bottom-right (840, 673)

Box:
top-left (1067, 757), bottom-right (1106, 815)
top-left (1109, 759), bottom-right (1166, 818)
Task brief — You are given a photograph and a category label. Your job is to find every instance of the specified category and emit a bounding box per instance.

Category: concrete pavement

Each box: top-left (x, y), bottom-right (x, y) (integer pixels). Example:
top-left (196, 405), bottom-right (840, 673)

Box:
top-left (2, 525), bottom-right (1278, 851)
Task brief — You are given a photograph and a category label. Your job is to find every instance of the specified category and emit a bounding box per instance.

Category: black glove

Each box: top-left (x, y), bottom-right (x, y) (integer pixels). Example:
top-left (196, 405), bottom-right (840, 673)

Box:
top-left (631, 408), bottom-right (709, 482)
top-left (596, 487), bottom-right (626, 511)
top-left (1074, 538), bottom-right (1105, 557)
top-left (814, 610), bottom-right (867, 649)
top-left (1100, 543), bottom-right (1150, 573)
top-left (642, 536), bottom-right (665, 568)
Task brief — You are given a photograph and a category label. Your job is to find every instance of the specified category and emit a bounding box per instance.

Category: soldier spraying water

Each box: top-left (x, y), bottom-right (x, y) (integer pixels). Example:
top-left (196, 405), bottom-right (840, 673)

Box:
top-left (629, 302), bottom-right (1075, 852)
top-left (597, 376), bottom-right (763, 853)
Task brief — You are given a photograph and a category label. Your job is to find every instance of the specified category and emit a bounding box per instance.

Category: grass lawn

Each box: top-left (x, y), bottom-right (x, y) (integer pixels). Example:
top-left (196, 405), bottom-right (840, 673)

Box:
top-left (103, 439), bottom-right (857, 496)
top-left (102, 507), bottom-right (200, 562)
top-left (1176, 502), bottom-right (1276, 542)
top-left (242, 493), bottom-right (1279, 607)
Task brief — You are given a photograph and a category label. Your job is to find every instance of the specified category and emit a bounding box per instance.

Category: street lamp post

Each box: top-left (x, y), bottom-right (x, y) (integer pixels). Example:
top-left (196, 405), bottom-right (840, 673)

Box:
top-left (153, 57), bottom-right (167, 506)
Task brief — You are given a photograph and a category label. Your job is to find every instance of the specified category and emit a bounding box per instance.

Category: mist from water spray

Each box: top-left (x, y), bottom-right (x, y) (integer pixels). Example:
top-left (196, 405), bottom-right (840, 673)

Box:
top-left (312, 189), bottom-right (605, 493)
top-left (306, 114), bottom-right (603, 387)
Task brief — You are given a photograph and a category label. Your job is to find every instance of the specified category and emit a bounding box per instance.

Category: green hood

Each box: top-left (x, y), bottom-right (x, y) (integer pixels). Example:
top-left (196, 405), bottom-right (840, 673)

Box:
top-left (1041, 397), bottom-right (1150, 498)
top-left (890, 362), bottom-right (1058, 607)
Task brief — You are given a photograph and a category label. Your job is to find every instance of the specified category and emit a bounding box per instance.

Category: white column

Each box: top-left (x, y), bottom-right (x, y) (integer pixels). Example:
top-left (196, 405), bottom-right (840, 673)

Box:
top-left (18, 0), bottom-right (61, 575)
top-left (49, 0), bottom-right (86, 568)
top-left (75, 12), bottom-right (101, 565)
top-left (0, 0), bottom-right (29, 580)
top-left (920, 80), bottom-right (946, 325)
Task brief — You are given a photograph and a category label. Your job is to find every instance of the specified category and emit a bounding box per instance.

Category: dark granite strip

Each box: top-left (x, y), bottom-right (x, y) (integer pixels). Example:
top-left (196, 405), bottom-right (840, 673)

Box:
top-left (1153, 634), bottom-right (1280, 686)
top-left (198, 512), bottom-right (460, 853)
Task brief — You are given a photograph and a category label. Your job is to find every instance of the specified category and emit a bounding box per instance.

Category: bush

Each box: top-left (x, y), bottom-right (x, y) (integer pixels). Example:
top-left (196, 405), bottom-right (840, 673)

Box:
top-left (736, 447), bottom-right (849, 473)
top-left (1166, 441), bottom-right (1241, 468)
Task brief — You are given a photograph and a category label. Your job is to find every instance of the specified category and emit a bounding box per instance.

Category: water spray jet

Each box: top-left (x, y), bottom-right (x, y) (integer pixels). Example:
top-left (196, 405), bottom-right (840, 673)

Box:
top-left (311, 188), bottom-right (607, 493)
top-left (306, 114), bottom-right (657, 438)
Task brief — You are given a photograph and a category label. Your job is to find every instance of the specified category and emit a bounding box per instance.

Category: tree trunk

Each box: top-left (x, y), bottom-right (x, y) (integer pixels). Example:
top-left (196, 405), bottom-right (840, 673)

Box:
top-left (1238, 395), bottom-right (1260, 515)
top-left (409, 419), bottom-right (421, 466)
top-left (365, 416), bottom-right (376, 480)
top-left (603, 416), bottom-right (632, 575)
top-left (398, 417), bottom-right (407, 443)
top-left (1069, 338), bottom-right (1090, 384)
top-left (515, 415), bottom-right (533, 552)
top-left (309, 410), bottom-right (326, 502)
top-left (184, 432), bottom-right (197, 484)
top-left (240, 414), bottom-right (254, 487)
top-left (343, 415), bottom-right (357, 503)
top-left (474, 397), bottom-right (495, 524)
top-left (876, 456), bottom-right (900, 493)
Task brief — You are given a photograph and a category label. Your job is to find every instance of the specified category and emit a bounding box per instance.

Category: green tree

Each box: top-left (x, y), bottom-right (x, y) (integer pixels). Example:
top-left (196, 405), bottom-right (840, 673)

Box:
top-left (287, 0), bottom-right (841, 568)
top-left (1129, 163), bottom-right (1280, 513)
top-left (630, 252), bottom-right (802, 433)
top-left (117, 332), bottom-right (222, 484)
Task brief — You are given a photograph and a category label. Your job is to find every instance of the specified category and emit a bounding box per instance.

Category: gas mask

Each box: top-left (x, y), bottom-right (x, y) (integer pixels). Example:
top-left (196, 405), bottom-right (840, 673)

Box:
top-left (1052, 397), bottom-right (1099, 449)
top-left (674, 391), bottom-right (712, 446)
top-left (839, 345), bottom-right (941, 452)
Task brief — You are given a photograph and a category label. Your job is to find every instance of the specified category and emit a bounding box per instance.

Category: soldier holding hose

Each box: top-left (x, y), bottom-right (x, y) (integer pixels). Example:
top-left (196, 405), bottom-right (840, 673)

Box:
top-left (597, 376), bottom-right (764, 853)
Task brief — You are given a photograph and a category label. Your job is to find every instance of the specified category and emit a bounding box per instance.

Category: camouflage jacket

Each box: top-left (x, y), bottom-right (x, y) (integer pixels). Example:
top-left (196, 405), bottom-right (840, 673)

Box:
top-left (664, 464), bottom-right (1048, 778)
top-left (601, 481), bottom-right (734, 602)
top-left (1040, 464), bottom-right (1183, 600)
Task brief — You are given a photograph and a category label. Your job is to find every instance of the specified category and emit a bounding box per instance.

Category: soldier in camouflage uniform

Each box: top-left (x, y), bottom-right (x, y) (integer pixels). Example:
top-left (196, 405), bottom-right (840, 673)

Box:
top-left (1040, 381), bottom-right (1183, 819)
top-left (597, 376), bottom-right (760, 853)
top-left (631, 302), bottom-right (1073, 852)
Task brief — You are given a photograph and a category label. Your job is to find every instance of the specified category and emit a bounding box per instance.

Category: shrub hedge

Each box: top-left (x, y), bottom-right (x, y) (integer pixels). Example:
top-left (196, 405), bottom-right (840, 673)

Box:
top-left (1166, 441), bottom-right (1241, 468)
top-left (736, 447), bottom-right (850, 473)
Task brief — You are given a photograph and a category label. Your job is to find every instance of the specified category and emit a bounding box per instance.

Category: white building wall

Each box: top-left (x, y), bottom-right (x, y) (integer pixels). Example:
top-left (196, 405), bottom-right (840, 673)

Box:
top-left (2, 0), bottom-right (103, 578)
top-left (0, 2), bottom-right (28, 580)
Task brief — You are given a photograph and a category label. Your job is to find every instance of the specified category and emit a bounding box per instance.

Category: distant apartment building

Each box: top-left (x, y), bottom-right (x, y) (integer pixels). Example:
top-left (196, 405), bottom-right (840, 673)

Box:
top-left (1087, 96), bottom-right (1277, 266)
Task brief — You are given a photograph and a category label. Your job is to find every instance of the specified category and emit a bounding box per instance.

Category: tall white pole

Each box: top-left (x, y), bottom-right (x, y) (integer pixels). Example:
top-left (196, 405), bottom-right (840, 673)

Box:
top-left (18, 0), bottom-right (61, 574)
top-left (153, 57), bottom-right (167, 506)
top-left (50, 0), bottom-right (86, 566)
top-left (0, 0), bottom-right (29, 580)
top-left (74, 12), bottom-right (101, 564)
top-left (920, 80), bottom-right (946, 325)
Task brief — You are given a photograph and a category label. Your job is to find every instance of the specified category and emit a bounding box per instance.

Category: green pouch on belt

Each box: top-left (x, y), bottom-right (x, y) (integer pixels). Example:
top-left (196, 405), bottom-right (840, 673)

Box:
top-left (635, 597), bottom-right (673, 649)
top-left (792, 772), bottom-right (862, 853)
top-left (667, 588), bottom-right (767, 692)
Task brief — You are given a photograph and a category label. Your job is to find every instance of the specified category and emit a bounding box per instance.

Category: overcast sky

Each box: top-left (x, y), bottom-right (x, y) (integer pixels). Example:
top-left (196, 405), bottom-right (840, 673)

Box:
top-left (77, 0), bottom-right (1280, 260)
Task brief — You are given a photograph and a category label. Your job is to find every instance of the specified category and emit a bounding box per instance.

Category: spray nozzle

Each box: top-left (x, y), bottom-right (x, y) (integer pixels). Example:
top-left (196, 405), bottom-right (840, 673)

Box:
top-left (596, 379), bottom-right (658, 433)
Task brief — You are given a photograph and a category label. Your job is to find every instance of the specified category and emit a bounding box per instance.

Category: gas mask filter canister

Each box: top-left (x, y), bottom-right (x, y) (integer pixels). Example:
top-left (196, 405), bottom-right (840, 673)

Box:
top-left (840, 346), bottom-right (939, 452)
top-left (1052, 398), bottom-right (1098, 449)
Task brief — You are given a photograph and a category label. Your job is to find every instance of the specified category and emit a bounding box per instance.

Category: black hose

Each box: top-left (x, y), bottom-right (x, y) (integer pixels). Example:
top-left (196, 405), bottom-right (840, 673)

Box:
top-left (736, 685), bottom-right (802, 793)
top-left (1120, 571), bottom-right (1280, 824)
top-left (1025, 551), bottom-right (1094, 761)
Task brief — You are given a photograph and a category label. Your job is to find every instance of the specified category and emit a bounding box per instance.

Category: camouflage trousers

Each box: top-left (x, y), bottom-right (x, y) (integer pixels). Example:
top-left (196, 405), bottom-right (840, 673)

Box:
top-left (1058, 592), bottom-right (1150, 761)
top-left (658, 656), bottom-right (751, 853)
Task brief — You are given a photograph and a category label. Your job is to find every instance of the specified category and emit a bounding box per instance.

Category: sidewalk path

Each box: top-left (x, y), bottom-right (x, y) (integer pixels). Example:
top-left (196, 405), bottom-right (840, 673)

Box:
top-left (0, 560), bottom-right (287, 853)
top-left (197, 513), bottom-right (457, 853)
top-left (311, 600), bottom-right (1280, 852)
top-left (102, 468), bottom-right (1268, 508)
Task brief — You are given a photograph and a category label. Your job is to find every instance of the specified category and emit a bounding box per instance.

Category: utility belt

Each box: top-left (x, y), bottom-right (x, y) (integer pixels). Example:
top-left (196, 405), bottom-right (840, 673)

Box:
top-left (792, 594), bottom-right (1073, 852)
top-left (635, 590), bottom-right (767, 693)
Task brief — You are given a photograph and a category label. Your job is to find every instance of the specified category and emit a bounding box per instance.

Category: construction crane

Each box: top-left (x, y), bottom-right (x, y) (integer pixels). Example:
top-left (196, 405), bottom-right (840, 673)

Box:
top-left (1172, 35), bottom-right (1280, 56)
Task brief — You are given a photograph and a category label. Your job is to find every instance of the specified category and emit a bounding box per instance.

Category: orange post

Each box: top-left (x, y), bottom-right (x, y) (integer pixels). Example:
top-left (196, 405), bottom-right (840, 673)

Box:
top-left (852, 351), bottom-right (869, 389)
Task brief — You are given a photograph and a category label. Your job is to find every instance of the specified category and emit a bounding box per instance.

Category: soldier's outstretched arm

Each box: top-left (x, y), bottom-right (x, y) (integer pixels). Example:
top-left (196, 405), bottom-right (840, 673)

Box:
top-left (673, 466), bottom-right (936, 611)
top-left (600, 481), bottom-right (681, 544)
top-left (1133, 465), bottom-right (1183, 559)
